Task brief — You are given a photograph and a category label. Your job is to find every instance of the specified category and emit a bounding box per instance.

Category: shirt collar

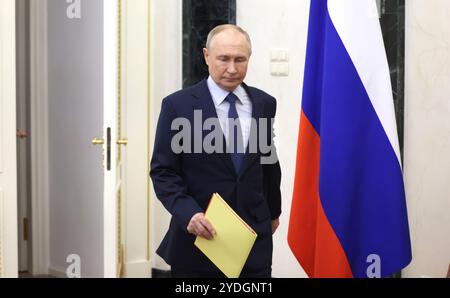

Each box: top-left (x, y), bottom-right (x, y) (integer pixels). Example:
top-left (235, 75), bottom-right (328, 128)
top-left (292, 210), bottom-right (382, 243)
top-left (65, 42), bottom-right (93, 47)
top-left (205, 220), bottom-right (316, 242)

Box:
top-left (207, 76), bottom-right (245, 106)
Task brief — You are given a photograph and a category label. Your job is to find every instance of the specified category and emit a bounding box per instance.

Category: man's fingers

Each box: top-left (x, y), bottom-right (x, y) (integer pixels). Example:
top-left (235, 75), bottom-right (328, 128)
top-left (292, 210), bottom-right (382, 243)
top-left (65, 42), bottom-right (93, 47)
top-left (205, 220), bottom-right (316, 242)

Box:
top-left (195, 222), bottom-right (205, 234)
top-left (200, 230), bottom-right (213, 240)
top-left (196, 221), bottom-right (213, 240)
top-left (187, 213), bottom-right (215, 240)
top-left (200, 218), bottom-right (216, 236)
top-left (187, 213), bottom-right (203, 235)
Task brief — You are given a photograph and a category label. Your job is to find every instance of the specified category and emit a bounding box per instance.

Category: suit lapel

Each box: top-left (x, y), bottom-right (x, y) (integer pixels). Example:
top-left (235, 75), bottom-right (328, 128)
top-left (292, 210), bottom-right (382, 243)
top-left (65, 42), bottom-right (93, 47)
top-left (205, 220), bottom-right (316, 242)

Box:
top-left (238, 83), bottom-right (264, 177)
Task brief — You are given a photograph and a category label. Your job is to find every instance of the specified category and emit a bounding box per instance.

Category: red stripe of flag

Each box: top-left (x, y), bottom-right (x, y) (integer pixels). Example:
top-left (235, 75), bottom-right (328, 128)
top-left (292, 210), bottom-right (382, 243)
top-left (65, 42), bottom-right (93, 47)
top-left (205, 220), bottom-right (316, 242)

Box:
top-left (288, 111), bottom-right (352, 278)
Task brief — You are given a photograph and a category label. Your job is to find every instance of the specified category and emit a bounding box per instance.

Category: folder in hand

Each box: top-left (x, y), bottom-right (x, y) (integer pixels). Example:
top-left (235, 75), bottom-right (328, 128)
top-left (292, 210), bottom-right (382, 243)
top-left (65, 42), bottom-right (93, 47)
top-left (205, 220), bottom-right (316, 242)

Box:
top-left (194, 193), bottom-right (258, 278)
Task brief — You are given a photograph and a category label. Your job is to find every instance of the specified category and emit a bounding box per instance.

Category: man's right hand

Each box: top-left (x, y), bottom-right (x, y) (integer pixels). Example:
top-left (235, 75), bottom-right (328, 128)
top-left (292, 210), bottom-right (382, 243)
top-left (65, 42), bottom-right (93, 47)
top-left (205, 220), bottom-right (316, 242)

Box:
top-left (187, 213), bottom-right (216, 240)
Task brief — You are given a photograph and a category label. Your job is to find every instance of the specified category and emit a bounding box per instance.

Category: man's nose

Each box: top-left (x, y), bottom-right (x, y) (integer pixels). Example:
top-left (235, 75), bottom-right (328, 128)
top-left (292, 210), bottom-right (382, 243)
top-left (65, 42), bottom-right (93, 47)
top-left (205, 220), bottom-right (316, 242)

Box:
top-left (227, 62), bottom-right (237, 74)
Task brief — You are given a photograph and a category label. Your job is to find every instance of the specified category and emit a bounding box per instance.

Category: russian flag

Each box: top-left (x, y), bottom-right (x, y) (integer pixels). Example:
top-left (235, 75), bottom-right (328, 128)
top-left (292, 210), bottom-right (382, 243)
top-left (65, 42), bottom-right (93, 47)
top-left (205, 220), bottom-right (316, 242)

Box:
top-left (288, 0), bottom-right (412, 278)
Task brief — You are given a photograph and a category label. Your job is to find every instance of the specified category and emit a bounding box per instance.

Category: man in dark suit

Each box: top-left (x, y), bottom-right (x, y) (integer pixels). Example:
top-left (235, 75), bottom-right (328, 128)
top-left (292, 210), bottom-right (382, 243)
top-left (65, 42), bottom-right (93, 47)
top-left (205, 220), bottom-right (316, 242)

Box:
top-left (150, 24), bottom-right (281, 278)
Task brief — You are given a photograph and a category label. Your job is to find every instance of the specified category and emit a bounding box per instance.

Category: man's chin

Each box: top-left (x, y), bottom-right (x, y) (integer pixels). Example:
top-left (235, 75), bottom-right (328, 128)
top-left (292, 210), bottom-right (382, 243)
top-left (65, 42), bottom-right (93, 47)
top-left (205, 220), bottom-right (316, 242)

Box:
top-left (220, 80), bottom-right (241, 91)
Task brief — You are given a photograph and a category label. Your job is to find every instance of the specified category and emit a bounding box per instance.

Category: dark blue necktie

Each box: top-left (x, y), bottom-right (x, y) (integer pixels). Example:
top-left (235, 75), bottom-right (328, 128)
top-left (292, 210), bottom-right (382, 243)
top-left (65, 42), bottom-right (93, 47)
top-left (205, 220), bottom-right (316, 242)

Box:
top-left (225, 93), bottom-right (245, 173)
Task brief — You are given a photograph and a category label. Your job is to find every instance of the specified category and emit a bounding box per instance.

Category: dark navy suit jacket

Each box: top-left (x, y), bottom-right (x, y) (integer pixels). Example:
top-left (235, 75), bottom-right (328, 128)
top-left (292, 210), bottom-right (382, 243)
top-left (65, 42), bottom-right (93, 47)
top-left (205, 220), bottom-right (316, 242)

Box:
top-left (150, 79), bottom-right (282, 274)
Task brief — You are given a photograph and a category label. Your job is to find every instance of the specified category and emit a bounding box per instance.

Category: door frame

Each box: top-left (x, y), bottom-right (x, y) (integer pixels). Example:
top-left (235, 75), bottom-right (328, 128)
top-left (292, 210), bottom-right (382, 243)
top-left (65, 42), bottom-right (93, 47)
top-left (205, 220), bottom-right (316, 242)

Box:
top-left (29, 0), bottom-right (50, 276)
top-left (16, 0), bottom-right (31, 273)
top-left (0, 0), bottom-right (18, 278)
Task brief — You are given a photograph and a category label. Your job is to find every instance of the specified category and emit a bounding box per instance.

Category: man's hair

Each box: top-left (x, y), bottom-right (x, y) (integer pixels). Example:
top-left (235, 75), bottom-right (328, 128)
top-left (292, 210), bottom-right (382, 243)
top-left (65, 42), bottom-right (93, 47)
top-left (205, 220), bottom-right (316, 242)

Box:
top-left (205, 24), bottom-right (253, 56)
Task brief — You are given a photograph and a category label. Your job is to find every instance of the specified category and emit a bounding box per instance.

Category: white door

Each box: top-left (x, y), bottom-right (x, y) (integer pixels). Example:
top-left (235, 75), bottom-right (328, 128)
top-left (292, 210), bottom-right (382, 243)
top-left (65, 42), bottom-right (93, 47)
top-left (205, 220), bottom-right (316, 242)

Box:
top-left (44, 0), bottom-right (121, 277)
top-left (0, 0), bottom-right (18, 278)
top-left (28, 0), bottom-right (121, 277)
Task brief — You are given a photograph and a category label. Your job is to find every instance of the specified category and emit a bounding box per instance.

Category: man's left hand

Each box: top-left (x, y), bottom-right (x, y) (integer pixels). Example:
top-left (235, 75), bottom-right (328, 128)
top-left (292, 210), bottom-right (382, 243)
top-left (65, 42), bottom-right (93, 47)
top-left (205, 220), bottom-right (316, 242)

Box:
top-left (271, 218), bottom-right (280, 235)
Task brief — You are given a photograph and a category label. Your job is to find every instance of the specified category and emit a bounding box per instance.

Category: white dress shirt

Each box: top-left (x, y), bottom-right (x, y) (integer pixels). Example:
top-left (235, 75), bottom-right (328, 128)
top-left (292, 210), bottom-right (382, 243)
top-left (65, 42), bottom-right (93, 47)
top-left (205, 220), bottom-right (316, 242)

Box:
top-left (206, 76), bottom-right (253, 152)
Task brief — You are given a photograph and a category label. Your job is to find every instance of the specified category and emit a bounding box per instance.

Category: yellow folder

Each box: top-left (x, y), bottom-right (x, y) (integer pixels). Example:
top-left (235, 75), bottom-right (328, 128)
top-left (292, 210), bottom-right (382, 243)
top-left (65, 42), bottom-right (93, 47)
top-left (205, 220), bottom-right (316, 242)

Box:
top-left (194, 193), bottom-right (258, 278)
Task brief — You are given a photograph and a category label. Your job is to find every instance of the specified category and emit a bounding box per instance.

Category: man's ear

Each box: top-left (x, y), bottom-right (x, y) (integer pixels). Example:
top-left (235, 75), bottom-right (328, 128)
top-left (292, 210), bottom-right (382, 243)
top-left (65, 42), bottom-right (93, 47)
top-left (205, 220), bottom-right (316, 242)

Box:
top-left (203, 48), bottom-right (209, 65)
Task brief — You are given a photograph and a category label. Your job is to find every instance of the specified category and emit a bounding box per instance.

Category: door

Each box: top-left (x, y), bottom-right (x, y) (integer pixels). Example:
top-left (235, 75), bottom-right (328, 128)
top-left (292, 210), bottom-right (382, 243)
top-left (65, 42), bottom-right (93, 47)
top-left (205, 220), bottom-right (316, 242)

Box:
top-left (0, 0), bottom-right (19, 278)
top-left (28, 0), bottom-right (121, 277)
top-left (45, 0), bottom-right (121, 277)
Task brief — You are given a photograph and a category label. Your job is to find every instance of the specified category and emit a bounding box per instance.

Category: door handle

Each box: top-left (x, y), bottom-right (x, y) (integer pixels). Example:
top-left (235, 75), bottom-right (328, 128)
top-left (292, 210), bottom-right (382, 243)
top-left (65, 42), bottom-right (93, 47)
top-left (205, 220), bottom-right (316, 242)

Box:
top-left (117, 139), bottom-right (128, 146)
top-left (92, 137), bottom-right (105, 145)
top-left (17, 130), bottom-right (28, 139)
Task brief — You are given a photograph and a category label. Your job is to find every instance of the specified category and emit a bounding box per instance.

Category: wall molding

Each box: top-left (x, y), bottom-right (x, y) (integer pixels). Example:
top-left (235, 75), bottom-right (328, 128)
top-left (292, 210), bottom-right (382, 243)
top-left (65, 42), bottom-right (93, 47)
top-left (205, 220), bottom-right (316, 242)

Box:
top-left (0, 0), bottom-right (3, 176)
top-left (0, 189), bottom-right (4, 277)
top-left (0, 39), bottom-right (3, 175)
top-left (123, 260), bottom-right (151, 278)
top-left (122, 0), bottom-right (152, 278)
top-left (29, 0), bottom-right (50, 276)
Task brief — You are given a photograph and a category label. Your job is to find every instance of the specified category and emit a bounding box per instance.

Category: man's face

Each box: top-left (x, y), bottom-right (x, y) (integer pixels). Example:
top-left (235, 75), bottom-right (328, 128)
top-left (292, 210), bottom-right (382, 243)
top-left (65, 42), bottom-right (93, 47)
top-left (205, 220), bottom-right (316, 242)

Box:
top-left (203, 30), bottom-right (251, 92)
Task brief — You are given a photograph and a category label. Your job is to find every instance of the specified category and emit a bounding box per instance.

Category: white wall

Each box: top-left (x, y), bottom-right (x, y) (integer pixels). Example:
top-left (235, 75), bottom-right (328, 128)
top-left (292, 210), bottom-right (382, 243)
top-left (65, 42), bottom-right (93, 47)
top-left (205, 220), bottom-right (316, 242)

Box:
top-left (237, 0), bottom-right (310, 278)
top-left (47, 0), bottom-right (104, 277)
top-left (149, 0), bottom-right (182, 271)
top-left (403, 0), bottom-right (450, 278)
